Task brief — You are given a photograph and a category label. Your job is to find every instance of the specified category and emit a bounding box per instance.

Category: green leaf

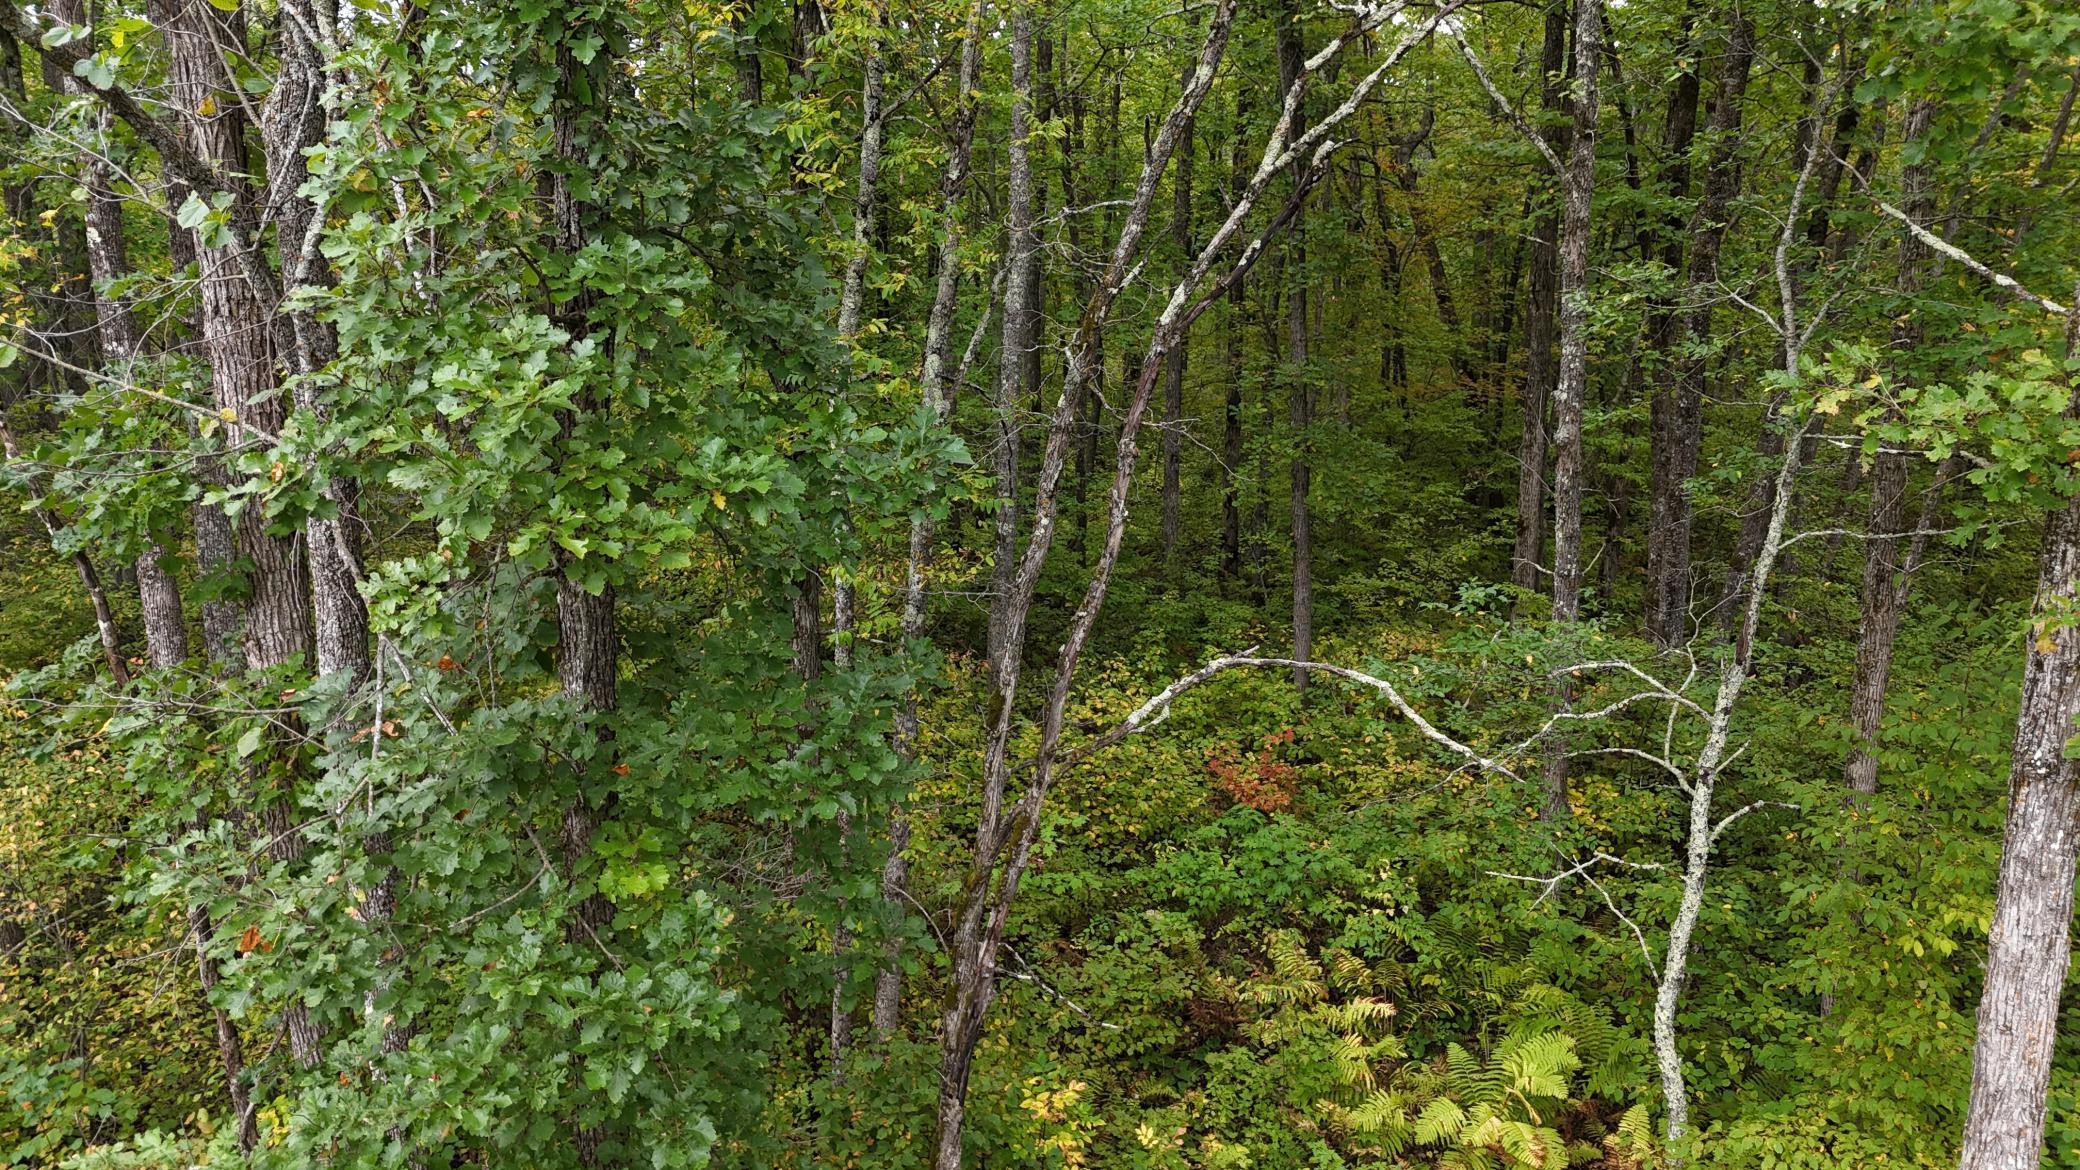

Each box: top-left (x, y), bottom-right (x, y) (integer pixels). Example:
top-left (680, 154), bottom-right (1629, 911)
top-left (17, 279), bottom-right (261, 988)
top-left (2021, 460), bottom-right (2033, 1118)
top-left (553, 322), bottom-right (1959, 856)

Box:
top-left (175, 193), bottom-right (212, 231)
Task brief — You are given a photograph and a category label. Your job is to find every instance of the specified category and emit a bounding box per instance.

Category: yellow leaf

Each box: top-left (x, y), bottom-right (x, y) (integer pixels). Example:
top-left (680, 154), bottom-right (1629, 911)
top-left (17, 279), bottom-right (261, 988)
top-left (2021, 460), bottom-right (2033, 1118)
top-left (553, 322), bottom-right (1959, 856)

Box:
top-left (2036, 634), bottom-right (2058, 655)
top-left (711, 489), bottom-right (727, 511)
top-left (218, 407), bottom-right (237, 421)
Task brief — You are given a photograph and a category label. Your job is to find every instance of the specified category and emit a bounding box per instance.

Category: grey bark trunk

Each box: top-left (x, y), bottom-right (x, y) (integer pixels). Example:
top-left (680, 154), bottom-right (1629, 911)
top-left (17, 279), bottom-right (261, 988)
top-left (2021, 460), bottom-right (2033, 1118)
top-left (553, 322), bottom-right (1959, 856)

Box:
top-left (1955, 298), bottom-right (2080, 1170)
top-left (1512, 4), bottom-right (1567, 599)
top-left (1161, 82), bottom-right (1195, 563)
top-left (546, 24), bottom-right (621, 1165)
top-left (1278, 0), bottom-right (1312, 692)
top-left (1539, 0), bottom-right (1600, 824)
top-left (162, 0), bottom-right (321, 1069)
top-left (877, 0), bottom-right (987, 1041)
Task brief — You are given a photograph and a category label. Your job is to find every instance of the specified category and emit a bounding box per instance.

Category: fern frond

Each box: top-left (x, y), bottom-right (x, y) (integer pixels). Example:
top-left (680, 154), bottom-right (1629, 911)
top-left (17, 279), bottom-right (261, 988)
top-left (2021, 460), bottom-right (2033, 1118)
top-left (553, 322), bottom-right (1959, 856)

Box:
top-left (1412, 1095), bottom-right (1469, 1145)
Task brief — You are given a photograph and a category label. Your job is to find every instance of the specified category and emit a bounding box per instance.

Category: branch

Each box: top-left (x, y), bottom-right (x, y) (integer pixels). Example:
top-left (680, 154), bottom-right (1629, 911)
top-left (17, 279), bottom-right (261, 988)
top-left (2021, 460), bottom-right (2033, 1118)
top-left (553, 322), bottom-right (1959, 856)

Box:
top-left (1710, 799), bottom-right (1797, 844)
top-left (0, 336), bottom-right (278, 441)
top-left (1872, 202), bottom-right (2069, 316)
top-left (1488, 852), bottom-right (1665, 977)
top-left (1449, 25), bottom-right (1564, 175)
top-left (1039, 650), bottom-right (1519, 783)
top-left (0, 8), bottom-right (248, 209)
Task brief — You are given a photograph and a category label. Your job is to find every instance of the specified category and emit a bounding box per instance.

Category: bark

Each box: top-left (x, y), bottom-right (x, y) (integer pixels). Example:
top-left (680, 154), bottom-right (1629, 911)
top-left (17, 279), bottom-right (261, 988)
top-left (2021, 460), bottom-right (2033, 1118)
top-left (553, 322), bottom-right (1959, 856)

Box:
top-left (835, 28), bottom-right (885, 340)
top-left (1650, 14), bottom-right (1753, 646)
top-left (1954, 274), bottom-right (2080, 1170)
top-left (0, 2), bottom-right (130, 688)
top-left (1161, 65), bottom-right (1197, 563)
top-left (2009, 63), bottom-right (2080, 248)
top-left (826, 9), bottom-right (886, 1074)
top-left (992, 2), bottom-right (1038, 677)
top-left (1537, 0), bottom-right (1601, 824)
top-left (1217, 89), bottom-right (1252, 588)
top-left (270, 0), bottom-right (371, 692)
top-left (1843, 99), bottom-right (1936, 798)
top-left (1653, 74), bottom-right (1834, 1150)
top-left (189, 901), bottom-right (259, 1151)
top-left (162, 0), bottom-right (323, 1070)
top-left (1220, 285), bottom-right (1245, 584)
top-left (877, 0), bottom-right (988, 1041)
top-left (1640, 13), bottom-right (1702, 646)
top-left (1512, 3), bottom-right (1567, 599)
top-left (1279, 0), bottom-right (1312, 691)
top-left (1841, 447), bottom-right (1910, 797)
top-left (136, 543), bottom-right (188, 669)
top-left (73, 85), bottom-right (190, 669)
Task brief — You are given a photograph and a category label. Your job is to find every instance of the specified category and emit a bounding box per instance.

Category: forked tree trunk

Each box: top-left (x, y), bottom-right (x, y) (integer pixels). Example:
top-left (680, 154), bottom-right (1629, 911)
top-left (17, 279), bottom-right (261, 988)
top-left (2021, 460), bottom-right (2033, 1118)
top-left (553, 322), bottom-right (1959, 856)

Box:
top-left (162, 0), bottom-right (324, 1070)
top-left (877, 0), bottom-right (987, 1040)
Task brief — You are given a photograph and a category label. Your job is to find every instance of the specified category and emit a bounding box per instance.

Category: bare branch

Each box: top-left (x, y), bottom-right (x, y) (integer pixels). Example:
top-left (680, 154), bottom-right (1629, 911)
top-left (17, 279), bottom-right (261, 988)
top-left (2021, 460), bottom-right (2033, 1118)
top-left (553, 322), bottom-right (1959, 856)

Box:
top-left (1710, 799), bottom-right (1798, 844)
top-left (1873, 202), bottom-right (2069, 316)
top-left (1448, 26), bottom-right (1564, 175)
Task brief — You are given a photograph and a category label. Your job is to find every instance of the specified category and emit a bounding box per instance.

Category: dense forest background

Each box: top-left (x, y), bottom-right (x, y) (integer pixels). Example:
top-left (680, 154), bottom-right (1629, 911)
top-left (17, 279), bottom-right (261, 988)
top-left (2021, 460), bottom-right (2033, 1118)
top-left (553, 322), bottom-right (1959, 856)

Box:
top-left (3, 0), bottom-right (2080, 1166)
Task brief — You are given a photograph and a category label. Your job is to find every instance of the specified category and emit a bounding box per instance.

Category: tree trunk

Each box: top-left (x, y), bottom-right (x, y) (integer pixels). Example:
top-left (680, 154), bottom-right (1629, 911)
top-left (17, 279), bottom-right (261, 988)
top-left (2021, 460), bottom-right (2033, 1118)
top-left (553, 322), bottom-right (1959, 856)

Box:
top-left (1278, 0), bottom-right (1312, 692)
top-left (270, 0), bottom-right (370, 693)
top-left (1652, 12), bottom-right (1753, 647)
top-left (0, 418), bottom-right (131, 687)
top-left (1955, 297), bottom-right (2080, 1170)
top-left (163, 0), bottom-right (321, 1069)
top-left (545, 17), bottom-right (623, 1163)
top-left (878, 0), bottom-right (987, 1041)
top-left (1513, 3), bottom-right (1567, 600)
top-left (993, 2), bottom-right (1039, 674)
top-left (1539, 0), bottom-right (1600, 824)
top-left (1161, 70), bottom-right (1196, 564)
top-left (1639, 12), bottom-right (1702, 647)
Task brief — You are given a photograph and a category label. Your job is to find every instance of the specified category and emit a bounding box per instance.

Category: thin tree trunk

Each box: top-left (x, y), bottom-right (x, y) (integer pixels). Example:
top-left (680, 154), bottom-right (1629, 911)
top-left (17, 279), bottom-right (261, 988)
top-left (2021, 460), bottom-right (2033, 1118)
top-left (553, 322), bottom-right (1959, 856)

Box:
top-left (0, 419), bottom-right (131, 686)
top-left (78, 101), bottom-right (190, 669)
top-left (2009, 62), bottom-right (2079, 248)
top-left (1652, 12), bottom-right (1754, 647)
top-left (825, 11), bottom-right (886, 1076)
top-left (545, 17), bottom-right (622, 1163)
top-left (188, 901), bottom-right (259, 1151)
top-left (1538, 0), bottom-right (1601, 824)
top-left (1161, 64), bottom-right (1196, 564)
top-left (1278, 0), bottom-right (1312, 692)
top-left (877, 0), bottom-right (988, 1041)
top-left (1843, 99), bottom-right (1937, 797)
top-left (1512, 3), bottom-right (1567, 600)
top-left (1221, 285), bottom-right (1245, 584)
top-left (1219, 87), bottom-right (1250, 588)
